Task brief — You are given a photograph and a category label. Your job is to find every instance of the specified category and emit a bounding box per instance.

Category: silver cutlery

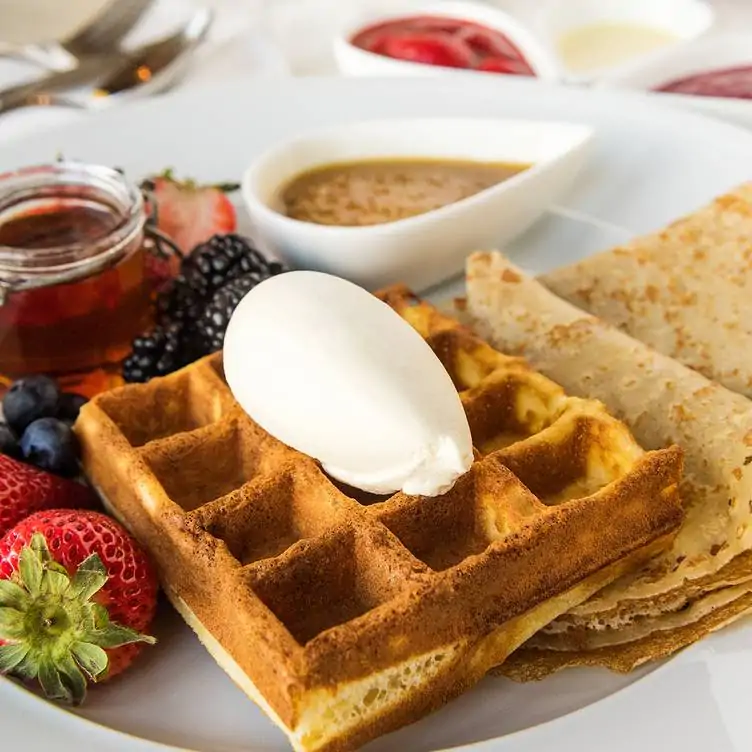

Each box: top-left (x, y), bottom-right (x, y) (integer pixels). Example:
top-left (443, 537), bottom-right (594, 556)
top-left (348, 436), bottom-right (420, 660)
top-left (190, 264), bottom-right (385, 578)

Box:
top-left (0, 0), bottom-right (155, 71)
top-left (0, 9), bottom-right (213, 117)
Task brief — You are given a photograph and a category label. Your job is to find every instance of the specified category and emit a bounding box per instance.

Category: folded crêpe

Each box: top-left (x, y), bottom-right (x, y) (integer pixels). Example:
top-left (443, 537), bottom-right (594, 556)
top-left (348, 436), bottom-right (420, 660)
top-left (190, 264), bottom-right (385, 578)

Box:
top-left (463, 251), bottom-right (752, 678)
top-left (542, 183), bottom-right (752, 398)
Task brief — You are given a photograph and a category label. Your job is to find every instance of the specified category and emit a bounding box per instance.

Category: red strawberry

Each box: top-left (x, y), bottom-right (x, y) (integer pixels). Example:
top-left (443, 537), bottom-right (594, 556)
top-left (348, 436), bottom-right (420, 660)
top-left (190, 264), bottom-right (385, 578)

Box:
top-left (147, 170), bottom-right (238, 256)
top-left (381, 33), bottom-right (475, 69)
top-left (476, 56), bottom-right (531, 75)
top-left (0, 509), bottom-right (158, 703)
top-left (0, 455), bottom-right (94, 537)
top-left (144, 246), bottom-right (181, 293)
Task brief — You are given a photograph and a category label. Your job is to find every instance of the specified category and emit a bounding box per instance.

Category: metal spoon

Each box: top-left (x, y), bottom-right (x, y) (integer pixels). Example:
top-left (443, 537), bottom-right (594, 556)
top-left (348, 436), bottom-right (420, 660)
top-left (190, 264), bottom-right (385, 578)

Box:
top-left (0, 0), bottom-right (155, 71)
top-left (0, 9), bottom-right (213, 116)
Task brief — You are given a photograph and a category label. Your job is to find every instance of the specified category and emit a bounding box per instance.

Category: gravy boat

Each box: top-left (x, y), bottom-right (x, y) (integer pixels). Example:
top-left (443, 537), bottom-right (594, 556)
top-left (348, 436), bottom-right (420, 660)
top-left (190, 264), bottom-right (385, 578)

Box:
top-left (242, 117), bottom-right (593, 291)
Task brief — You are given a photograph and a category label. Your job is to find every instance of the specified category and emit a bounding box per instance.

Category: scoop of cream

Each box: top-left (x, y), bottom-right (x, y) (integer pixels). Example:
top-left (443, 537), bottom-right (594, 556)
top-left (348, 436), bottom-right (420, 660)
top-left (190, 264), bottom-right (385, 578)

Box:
top-left (222, 271), bottom-right (473, 496)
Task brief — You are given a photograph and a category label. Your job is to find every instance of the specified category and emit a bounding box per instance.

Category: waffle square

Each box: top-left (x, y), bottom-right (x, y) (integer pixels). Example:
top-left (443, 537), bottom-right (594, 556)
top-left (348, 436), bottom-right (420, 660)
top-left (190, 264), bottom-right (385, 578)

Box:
top-left (76, 286), bottom-right (684, 752)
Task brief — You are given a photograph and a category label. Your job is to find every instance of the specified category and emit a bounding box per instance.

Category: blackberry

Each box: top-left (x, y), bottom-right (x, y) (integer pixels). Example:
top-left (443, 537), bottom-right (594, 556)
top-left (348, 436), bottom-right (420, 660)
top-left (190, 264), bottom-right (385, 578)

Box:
top-left (197, 272), bottom-right (270, 352)
top-left (183, 235), bottom-right (274, 295)
top-left (122, 322), bottom-right (193, 383)
top-left (155, 235), bottom-right (279, 326)
top-left (155, 275), bottom-right (205, 325)
top-left (123, 234), bottom-right (286, 382)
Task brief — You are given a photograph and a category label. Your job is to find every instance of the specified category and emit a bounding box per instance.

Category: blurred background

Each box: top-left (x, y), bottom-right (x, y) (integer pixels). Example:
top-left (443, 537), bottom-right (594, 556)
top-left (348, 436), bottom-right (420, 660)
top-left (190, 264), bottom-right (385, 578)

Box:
top-left (1, 0), bottom-right (752, 138)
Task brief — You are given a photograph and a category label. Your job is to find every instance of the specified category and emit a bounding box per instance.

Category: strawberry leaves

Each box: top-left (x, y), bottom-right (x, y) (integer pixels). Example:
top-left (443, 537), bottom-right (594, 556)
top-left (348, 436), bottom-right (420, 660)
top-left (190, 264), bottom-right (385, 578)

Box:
top-left (70, 553), bottom-right (108, 601)
top-left (0, 533), bottom-right (155, 705)
top-left (0, 642), bottom-right (29, 672)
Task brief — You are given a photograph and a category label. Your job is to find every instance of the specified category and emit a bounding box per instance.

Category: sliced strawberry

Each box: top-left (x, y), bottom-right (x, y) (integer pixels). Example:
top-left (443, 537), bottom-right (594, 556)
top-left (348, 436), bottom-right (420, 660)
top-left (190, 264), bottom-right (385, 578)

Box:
top-left (381, 32), bottom-right (475, 69)
top-left (144, 248), bottom-right (181, 293)
top-left (460, 26), bottom-right (522, 59)
top-left (146, 171), bottom-right (238, 256)
top-left (0, 510), bottom-right (158, 703)
top-left (353, 18), bottom-right (463, 52)
top-left (402, 17), bottom-right (464, 35)
top-left (0, 454), bottom-right (94, 537)
top-left (476, 56), bottom-right (532, 75)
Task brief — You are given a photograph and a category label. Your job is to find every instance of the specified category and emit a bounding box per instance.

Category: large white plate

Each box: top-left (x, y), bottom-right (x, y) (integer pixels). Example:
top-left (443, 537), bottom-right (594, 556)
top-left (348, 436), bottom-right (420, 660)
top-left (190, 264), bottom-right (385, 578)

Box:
top-left (1, 76), bottom-right (751, 752)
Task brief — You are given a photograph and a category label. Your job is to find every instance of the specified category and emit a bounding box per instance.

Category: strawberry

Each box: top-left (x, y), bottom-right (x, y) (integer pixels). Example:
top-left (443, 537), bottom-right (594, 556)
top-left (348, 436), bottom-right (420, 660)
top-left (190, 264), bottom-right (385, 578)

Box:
top-left (476, 56), bottom-right (530, 75)
top-left (0, 455), bottom-right (94, 537)
top-left (146, 170), bottom-right (238, 256)
top-left (381, 33), bottom-right (475, 69)
top-left (0, 510), bottom-right (158, 703)
top-left (144, 246), bottom-right (181, 293)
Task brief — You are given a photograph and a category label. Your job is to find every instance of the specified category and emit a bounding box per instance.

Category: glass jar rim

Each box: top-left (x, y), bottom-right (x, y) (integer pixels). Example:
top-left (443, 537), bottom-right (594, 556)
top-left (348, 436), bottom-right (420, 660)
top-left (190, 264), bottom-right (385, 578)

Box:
top-left (0, 161), bottom-right (145, 288)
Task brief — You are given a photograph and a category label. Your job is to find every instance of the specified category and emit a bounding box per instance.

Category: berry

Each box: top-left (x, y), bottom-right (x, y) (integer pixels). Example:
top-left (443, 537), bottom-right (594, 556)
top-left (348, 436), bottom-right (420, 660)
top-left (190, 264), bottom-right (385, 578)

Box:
top-left (160, 235), bottom-right (279, 318)
top-left (3, 375), bottom-right (60, 435)
top-left (123, 235), bottom-right (286, 382)
top-left (0, 454), bottom-right (94, 537)
top-left (380, 33), bottom-right (474, 68)
top-left (155, 274), bottom-right (206, 325)
top-left (20, 418), bottom-right (80, 477)
top-left (476, 56), bottom-right (529, 74)
top-left (144, 245), bottom-right (181, 292)
top-left (122, 322), bottom-right (197, 383)
top-left (147, 171), bottom-right (237, 254)
top-left (0, 510), bottom-right (158, 702)
top-left (197, 274), bottom-right (266, 353)
top-left (0, 425), bottom-right (20, 459)
top-left (57, 392), bottom-right (88, 425)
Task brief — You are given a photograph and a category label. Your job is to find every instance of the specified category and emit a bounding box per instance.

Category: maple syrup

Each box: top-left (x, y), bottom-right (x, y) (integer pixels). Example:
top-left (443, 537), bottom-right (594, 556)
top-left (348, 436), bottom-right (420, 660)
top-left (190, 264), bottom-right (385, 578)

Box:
top-left (0, 163), bottom-right (153, 397)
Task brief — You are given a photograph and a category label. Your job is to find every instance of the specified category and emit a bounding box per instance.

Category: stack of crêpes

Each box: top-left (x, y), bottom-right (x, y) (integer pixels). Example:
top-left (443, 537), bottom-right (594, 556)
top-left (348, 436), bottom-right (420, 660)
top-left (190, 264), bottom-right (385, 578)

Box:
top-left (460, 183), bottom-right (752, 678)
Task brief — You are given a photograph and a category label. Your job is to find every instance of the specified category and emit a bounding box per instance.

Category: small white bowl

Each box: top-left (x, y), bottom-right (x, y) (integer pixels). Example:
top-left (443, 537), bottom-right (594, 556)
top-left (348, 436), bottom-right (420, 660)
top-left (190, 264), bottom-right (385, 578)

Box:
top-left (599, 34), bottom-right (752, 126)
top-left (602, 34), bottom-right (752, 94)
top-left (539, 0), bottom-right (715, 81)
top-left (241, 117), bottom-right (593, 292)
top-left (333, 1), bottom-right (560, 81)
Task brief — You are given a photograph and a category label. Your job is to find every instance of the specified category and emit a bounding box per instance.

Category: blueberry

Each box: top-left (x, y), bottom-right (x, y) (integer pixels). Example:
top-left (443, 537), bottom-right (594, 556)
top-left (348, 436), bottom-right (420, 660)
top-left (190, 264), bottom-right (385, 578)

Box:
top-left (57, 392), bottom-right (88, 424)
top-left (3, 375), bottom-right (60, 435)
top-left (0, 423), bottom-right (20, 459)
top-left (20, 417), bottom-right (79, 477)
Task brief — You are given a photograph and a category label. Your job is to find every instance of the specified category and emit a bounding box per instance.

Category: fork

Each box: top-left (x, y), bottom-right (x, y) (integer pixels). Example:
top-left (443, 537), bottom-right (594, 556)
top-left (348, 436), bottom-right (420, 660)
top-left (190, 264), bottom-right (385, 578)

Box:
top-left (0, 0), bottom-right (155, 71)
top-left (0, 9), bottom-right (213, 117)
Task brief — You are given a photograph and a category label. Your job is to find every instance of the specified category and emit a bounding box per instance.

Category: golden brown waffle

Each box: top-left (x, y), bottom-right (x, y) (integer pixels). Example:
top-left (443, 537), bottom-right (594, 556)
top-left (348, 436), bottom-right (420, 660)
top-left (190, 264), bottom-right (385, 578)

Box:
top-left (76, 286), bottom-right (684, 752)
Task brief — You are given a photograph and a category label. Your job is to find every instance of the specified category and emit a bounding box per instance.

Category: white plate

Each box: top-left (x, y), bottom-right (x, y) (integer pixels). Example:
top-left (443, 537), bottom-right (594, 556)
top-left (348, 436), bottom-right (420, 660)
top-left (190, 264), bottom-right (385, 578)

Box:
top-left (1, 76), bottom-right (751, 752)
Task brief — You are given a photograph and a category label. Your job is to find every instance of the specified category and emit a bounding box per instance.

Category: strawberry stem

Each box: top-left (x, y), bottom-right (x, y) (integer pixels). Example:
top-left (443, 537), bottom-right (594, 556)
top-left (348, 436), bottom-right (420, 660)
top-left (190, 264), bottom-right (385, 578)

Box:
top-left (140, 169), bottom-right (240, 194)
top-left (0, 533), bottom-right (156, 705)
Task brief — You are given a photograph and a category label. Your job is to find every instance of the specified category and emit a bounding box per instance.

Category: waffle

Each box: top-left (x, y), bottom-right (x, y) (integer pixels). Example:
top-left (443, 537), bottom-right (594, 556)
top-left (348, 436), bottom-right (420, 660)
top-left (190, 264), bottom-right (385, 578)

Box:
top-left (75, 287), bottom-right (684, 752)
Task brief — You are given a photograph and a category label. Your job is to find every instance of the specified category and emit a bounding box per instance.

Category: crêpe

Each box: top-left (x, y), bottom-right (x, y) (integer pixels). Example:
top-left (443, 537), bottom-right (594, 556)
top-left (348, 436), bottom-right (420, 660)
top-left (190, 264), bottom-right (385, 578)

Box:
top-left (541, 183), bottom-right (752, 399)
top-left (463, 251), bottom-right (752, 674)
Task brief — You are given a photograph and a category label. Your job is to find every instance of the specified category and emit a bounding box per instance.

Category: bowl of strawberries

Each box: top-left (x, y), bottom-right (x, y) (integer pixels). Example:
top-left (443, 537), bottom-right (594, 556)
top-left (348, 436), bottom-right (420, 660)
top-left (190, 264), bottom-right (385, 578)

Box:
top-left (333, 0), bottom-right (560, 80)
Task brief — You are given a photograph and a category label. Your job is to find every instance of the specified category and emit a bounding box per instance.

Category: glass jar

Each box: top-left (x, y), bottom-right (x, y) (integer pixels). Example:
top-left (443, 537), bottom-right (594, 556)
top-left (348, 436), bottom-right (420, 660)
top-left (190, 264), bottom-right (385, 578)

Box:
top-left (0, 162), bottom-right (153, 397)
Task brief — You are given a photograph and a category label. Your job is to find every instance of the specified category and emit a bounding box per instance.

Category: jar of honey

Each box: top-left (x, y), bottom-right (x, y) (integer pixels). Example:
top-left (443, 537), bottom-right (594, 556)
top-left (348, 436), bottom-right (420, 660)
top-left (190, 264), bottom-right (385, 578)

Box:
top-left (0, 162), bottom-right (153, 397)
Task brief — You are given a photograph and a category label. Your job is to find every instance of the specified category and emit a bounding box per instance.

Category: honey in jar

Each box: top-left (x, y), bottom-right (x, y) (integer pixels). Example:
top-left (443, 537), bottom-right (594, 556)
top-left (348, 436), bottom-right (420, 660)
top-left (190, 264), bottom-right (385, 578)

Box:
top-left (0, 162), bottom-right (153, 397)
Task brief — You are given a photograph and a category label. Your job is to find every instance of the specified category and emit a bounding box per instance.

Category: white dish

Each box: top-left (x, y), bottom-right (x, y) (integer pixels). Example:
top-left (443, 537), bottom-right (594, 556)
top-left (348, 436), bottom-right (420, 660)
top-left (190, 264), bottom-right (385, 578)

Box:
top-left (333, 0), bottom-right (560, 80)
top-left (1, 76), bottom-right (752, 752)
top-left (538, 0), bottom-right (715, 80)
top-left (242, 117), bottom-right (592, 290)
top-left (600, 33), bottom-right (752, 123)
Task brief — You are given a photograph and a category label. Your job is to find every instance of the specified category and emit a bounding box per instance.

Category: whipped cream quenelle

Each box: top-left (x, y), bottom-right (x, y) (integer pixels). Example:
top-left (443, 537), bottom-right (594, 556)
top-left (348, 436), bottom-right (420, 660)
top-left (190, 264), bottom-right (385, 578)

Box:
top-left (222, 271), bottom-right (473, 496)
